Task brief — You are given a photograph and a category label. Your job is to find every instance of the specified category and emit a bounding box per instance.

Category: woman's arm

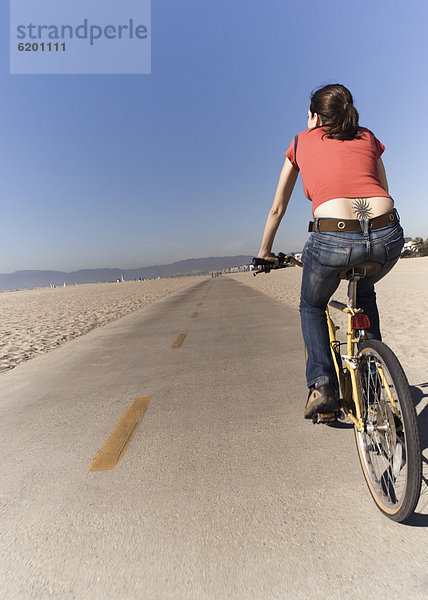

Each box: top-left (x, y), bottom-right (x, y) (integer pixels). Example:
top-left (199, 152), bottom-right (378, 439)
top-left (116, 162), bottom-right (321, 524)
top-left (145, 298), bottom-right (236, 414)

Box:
top-left (258, 158), bottom-right (298, 258)
top-left (377, 157), bottom-right (389, 193)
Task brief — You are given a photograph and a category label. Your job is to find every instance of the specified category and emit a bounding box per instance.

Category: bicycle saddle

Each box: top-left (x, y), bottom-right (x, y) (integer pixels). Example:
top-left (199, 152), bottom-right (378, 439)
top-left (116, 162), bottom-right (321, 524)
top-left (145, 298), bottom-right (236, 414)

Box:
top-left (339, 260), bottom-right (382, 280)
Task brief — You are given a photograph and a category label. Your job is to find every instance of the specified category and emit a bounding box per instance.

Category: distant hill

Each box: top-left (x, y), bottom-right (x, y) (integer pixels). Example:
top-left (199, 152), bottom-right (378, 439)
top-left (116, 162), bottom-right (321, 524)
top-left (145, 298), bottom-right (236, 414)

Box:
top-left (0, 255), bottom-right (254, 291)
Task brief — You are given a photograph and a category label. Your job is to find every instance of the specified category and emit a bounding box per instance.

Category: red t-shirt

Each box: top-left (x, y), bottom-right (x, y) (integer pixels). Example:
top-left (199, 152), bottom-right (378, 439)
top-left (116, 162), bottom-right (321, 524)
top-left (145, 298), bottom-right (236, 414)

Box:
top-left (284, 126), bottom-right (392, 214)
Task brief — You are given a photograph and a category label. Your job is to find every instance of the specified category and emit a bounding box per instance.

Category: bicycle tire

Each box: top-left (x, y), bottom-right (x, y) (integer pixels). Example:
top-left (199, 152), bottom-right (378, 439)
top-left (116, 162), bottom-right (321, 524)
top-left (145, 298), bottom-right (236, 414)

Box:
top-left (354, 340), bottom-right (422, 522)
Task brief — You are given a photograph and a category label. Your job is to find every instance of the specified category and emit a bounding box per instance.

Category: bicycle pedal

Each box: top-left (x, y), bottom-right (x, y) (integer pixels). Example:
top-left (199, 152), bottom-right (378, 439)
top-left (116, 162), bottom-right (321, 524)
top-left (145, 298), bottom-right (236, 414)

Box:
top-left (312, 411), bottom-right (339, 424)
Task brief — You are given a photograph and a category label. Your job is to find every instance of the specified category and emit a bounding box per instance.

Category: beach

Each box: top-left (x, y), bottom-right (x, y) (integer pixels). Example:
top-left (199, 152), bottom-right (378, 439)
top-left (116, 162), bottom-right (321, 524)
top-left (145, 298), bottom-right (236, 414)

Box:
top-left (0, 276), bottom-right (204, 373)
top-left (230, 256), bottom-right (428, 384)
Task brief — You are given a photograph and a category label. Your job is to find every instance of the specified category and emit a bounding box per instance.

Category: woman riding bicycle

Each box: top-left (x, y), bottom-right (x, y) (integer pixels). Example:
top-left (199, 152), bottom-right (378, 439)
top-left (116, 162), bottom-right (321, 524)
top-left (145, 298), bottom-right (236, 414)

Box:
top-left (258, 83), bottom-right (404, 420)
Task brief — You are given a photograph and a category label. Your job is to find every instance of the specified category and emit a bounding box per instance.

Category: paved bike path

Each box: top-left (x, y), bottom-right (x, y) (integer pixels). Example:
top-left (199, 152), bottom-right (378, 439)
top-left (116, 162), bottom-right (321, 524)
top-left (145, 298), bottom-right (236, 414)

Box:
top-left (0, 276), bottom-right (426, 599)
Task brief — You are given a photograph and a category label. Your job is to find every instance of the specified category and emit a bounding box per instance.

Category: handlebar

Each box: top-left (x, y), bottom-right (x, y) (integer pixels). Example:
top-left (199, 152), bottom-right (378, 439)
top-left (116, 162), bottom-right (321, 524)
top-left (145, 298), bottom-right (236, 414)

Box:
top-left (252, 253), bottom-right (303, 276)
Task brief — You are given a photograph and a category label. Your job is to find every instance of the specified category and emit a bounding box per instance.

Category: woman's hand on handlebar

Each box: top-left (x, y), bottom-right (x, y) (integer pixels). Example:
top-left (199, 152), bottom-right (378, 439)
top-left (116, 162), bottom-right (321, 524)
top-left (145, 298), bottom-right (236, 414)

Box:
top-left (257, 252), bottom-right (280, 268)
top-left (252, 252), bottom-right (287, 275)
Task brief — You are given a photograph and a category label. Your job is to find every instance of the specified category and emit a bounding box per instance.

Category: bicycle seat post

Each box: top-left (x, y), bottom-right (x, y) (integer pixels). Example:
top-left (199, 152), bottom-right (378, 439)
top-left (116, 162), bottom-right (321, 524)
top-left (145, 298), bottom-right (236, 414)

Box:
top-left (339, 261), bottom-right (382, 308)
top-left (348, 270), bottom-right (361, 308)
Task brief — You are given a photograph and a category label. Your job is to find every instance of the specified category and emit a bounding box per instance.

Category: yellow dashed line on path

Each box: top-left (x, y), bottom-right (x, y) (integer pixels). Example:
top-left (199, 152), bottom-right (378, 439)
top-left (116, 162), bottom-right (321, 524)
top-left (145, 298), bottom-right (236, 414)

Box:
top-left (171, 333), bottom-right (187, 349)
top-left (89, 396), bottom-right (151, 472)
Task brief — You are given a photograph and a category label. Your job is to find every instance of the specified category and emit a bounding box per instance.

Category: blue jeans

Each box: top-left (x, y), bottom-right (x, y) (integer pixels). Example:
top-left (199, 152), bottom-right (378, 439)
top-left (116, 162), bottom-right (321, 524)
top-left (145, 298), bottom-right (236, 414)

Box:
top-left (300, 220), bottom-right (404, 389)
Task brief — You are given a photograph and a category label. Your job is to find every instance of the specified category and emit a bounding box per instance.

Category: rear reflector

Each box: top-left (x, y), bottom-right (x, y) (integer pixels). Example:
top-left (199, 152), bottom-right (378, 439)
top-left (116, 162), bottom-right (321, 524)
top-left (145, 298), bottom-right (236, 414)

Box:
top-left (351, 313), bottom-right (371, 330)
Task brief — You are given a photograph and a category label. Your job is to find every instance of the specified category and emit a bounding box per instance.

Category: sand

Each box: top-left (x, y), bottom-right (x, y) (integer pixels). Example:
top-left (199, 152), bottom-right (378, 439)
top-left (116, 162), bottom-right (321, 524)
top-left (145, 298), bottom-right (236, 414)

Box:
top-left (0, 276), bottom-right (204, 373)
top-left (229, 256), bottom-right (428, 385)
top-left (1, 258), bottom-right (426, 383)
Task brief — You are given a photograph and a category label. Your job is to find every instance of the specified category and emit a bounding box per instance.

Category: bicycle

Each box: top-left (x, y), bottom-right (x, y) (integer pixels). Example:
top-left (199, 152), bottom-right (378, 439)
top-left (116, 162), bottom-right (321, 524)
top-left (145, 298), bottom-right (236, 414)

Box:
top-left (252, 252), bottom-right (422, 522)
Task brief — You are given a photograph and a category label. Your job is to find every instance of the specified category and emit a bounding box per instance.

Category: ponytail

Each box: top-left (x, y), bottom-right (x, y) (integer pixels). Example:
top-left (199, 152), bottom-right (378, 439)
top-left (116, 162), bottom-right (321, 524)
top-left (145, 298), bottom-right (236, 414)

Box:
top-left (310, 84), bottom-right (362, 141)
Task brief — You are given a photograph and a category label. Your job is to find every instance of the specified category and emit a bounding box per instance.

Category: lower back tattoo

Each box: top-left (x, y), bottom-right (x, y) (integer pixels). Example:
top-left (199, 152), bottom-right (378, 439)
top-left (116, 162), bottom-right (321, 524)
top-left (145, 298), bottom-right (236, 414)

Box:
top-left (353, 198), bottom-right (373, 219)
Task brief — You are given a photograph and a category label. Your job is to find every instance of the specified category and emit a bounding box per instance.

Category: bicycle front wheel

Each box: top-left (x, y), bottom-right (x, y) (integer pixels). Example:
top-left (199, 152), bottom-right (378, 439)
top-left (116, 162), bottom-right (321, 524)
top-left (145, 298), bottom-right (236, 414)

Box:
top-left (355, 340), bottom-right (422, 522)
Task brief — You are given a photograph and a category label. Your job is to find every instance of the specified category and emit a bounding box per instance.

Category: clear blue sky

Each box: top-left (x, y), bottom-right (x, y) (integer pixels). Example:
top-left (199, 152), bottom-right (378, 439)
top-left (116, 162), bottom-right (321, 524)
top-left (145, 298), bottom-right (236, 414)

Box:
top-left (1, 0), bottom-right (427, 272)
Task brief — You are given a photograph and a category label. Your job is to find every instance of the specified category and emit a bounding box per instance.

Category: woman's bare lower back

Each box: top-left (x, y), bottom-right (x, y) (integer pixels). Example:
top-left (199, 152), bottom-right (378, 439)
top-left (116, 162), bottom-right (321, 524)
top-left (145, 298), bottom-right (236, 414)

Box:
top-left (313, 196), bottom-right (394, 220)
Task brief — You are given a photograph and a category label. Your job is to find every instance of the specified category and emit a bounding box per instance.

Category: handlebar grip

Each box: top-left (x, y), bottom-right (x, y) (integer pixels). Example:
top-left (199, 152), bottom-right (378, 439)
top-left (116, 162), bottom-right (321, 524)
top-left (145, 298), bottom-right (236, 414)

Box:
top-left (252, 257), bottom-right (273, 267)
top-left (252, 253), bottom-right (286, 267)
top-left (251, 253), bottom-right (301, 275)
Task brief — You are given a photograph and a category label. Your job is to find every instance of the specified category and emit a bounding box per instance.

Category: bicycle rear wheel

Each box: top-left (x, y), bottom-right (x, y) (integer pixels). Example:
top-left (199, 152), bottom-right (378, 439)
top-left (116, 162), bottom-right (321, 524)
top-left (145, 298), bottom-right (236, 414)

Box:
top-left (355, 340), bottom-right (422, 522)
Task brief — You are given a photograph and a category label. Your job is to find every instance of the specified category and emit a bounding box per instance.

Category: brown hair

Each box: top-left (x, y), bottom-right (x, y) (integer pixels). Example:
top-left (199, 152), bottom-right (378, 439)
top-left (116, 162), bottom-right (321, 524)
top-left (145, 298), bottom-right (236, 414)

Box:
top-left (309, 84), bottom-right (362, 141)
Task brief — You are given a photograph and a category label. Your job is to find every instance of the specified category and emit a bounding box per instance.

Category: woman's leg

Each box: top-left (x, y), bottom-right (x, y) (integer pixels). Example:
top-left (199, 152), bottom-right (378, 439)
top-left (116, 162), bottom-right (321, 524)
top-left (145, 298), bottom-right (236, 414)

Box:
top-left (355, 284), bottom-right (381, 340)
top-left (300, 234), bottom-right (351, 389)
top-left (355, 222), bottom-right (405, 341)
top-left (300, 294), bottom-right (338, 389)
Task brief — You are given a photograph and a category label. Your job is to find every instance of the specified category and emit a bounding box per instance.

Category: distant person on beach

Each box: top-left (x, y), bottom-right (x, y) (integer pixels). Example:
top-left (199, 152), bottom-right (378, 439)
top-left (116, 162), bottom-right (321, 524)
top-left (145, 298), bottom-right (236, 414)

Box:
top-left (258, 83), bottom-right (404, 419)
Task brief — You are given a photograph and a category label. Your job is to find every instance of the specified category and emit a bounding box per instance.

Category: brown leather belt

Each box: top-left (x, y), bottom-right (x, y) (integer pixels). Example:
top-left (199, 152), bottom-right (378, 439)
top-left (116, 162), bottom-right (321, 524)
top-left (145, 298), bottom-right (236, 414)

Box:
top-left (308, 209), bottom-right (398, 233)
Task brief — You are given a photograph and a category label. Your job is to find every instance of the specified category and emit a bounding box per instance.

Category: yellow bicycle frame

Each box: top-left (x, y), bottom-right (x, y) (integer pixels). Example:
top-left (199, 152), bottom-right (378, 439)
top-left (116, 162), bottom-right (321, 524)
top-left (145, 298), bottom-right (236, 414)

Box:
top-left (326, 302), bottom-right (365, 431)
